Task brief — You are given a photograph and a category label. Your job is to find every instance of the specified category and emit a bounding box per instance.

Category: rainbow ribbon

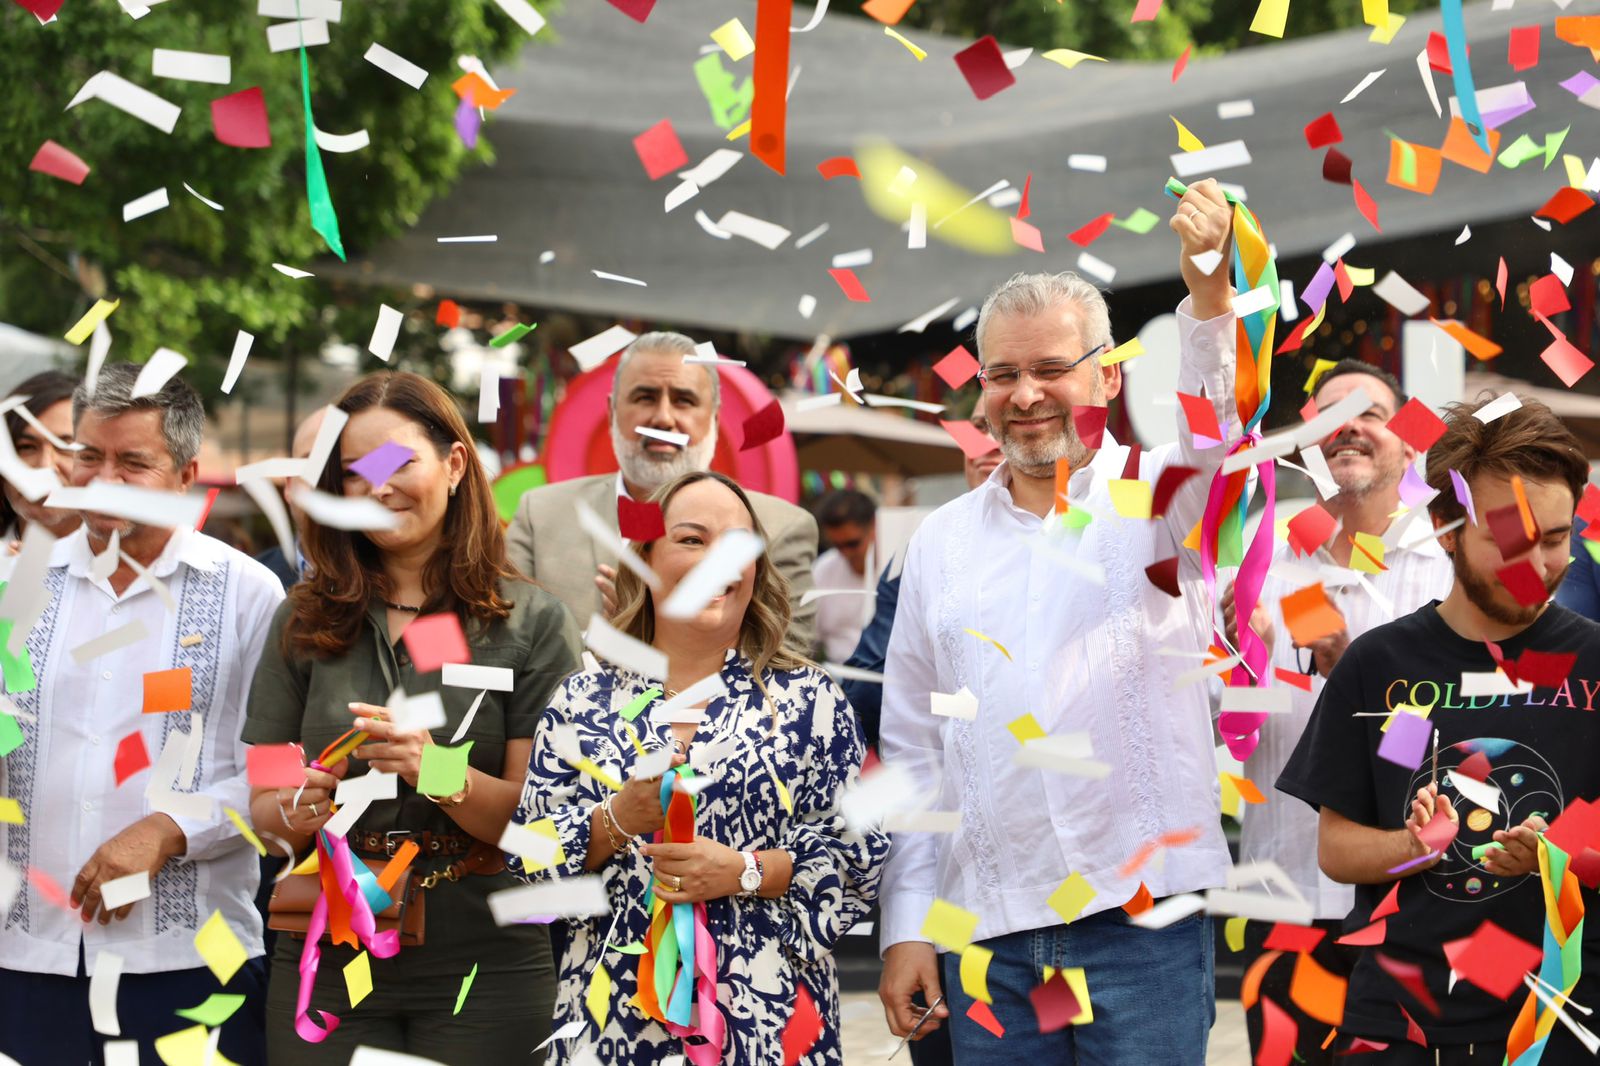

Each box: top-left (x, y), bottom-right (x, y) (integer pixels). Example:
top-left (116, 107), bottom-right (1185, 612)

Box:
top-left (637, 768), bottom-right (725, 1065)
top-left (1166, 177), bottom-right (1281, 761)
top-left (1505, 837), bottom-right (1586, 1064)
top-left (292, 758), bottom-right (403, 1043)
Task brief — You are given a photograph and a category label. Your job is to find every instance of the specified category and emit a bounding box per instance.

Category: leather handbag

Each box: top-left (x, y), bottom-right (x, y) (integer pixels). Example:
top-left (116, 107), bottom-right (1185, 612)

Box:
top-left (268, 853), bottom-right (426, 947)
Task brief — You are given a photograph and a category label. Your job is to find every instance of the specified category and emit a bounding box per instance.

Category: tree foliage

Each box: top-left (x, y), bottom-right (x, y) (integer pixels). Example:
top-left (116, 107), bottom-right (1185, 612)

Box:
top-left (869, 0), bottom-right (1434, 59)
top-left (1, 1), bottom-right (537, 395)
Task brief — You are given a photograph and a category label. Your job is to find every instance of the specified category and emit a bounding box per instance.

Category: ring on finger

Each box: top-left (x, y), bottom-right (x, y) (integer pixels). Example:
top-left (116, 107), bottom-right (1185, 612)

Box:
top-left (673, 875), bottom-right (683, 892)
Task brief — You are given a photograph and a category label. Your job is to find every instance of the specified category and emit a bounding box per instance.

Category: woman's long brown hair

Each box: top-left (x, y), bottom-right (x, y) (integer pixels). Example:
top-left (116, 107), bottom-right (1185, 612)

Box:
top-left (611, 471), bottom-right (809, 696)
top-left (283, 371), bottom-right (519, 659)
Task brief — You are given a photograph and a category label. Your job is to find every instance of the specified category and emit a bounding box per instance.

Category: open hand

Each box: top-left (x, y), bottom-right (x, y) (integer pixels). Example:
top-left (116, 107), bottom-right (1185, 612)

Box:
top-left (1483, 815), bottom-right (1548, 877)
top-left (71, 814), bottom-right (185, 924)
top-left (596, 564), bottom-right (620, 618)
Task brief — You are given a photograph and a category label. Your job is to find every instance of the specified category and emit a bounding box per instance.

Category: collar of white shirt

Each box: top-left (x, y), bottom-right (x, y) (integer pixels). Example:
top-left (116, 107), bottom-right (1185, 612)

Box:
top-left (978, 429), bottom-right (1130, 525)
top-left (53, 523), bottom-right (223, 583)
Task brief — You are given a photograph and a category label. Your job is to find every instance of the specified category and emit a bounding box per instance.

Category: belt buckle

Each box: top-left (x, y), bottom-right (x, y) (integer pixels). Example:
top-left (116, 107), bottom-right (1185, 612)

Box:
top-left (382, 830), bottom-right (412, 857)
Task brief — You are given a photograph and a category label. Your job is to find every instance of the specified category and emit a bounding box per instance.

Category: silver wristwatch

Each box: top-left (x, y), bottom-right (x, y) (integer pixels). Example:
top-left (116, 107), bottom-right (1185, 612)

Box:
top-left (738, 850), bottom-right (762, 896)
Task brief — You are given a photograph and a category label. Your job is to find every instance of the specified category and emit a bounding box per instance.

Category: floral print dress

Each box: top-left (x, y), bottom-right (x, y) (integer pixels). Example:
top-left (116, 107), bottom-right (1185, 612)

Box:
top-left (509, 651), bottom-right (888, 1064)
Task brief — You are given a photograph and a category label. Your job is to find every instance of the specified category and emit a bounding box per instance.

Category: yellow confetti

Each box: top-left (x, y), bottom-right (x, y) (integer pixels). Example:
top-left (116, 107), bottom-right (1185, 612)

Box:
top-left (224, 806), bottom-right (266, 856)
top-left (1381, 702), bottom-right (1432, 734)
top-left (622, 723), bottom-right (647, 757)
top-left (1219, 772), bottom-right (1241, 818)
top-left (1039, 48), bottom-right (1107, 69)
top-left (1249, 0), bottom-right (1289, 37)
top-left (962, 627), bottom-right (1013, 661)
top-left (1099, 337), bottom-right (1144, 366)
top-left (515, 817), bottom-right (567, 873)
top-left (959, 944), bottom-right (994, 1004)
top-left (921, 898), bottom-right (980, 952)
top-left (0, 798), bottom-right (22, 825)
top-left (726, 118), bottom-right (751, 141)
top-left (571, 758), bottom-right (622, 792)
top-left (1108, 479), bottom-right (1153, 520)
top-left (768, 760), bottom-right (794, 814)
top-left (1343, 264), bottom-right (1376, 287)
top-left (1369, 12), bottom-right (1405, 42)
top-left (1171, 116), bottom-right (1205, 153)
top-left (1304, 357), bottom-right (1340, 393)
top-left (710, 17), bottom-right (755, 61)
top-left (1045, 872), bottom-right (1097, 924)
top-left (883, 26), bottom-right (926, 60)
top-left (856, 140), bottom-right (1013, 256)
top-left (1564, 154), bottom-right (1588, 188)
top-left (1007, 713), bottom-right (1046, 745)
top-left (1225, 916), bottom-right (1249, 952)
top-left (291, 850), bottom-right (320, 876)
top-left (1350, 531), bottom-right (1387, 574)
top-left (586, 964), bottom-right (612, 1028)
top-left (1041, 965), bottom-right (1095, 1023)
top-left (64, 298), bottom-right (119, 345)
top-left (194, 909), bottom-right (246, 985)
top-left (153, 1024), bottom-right (238, 1066)
top-left (344, 950), bottom-right (373, 1008)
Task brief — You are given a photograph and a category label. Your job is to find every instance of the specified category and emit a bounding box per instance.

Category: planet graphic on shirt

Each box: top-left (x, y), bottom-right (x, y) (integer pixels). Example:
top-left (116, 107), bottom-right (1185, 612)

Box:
top-left (1403, 737), bottom-right (1562, 904)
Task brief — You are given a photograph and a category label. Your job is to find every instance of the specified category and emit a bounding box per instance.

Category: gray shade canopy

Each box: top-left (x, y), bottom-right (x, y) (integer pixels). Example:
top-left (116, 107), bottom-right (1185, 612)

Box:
top-left (333, 0), bottom-right (1594, 340)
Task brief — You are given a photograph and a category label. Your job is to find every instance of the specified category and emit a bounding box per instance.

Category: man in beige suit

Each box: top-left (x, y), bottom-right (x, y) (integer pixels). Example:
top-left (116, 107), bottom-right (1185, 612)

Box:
top-left (505, 331), bottom-right (818, 652)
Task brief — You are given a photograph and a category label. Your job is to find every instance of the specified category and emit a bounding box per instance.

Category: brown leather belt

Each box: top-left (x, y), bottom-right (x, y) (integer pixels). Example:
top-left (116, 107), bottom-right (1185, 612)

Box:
top-left (348, 829), bottom-right (475, 858)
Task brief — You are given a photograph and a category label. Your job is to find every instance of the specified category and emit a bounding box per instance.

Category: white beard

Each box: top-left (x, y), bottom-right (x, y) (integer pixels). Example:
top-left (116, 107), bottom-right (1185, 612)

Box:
top-left (611, 421), bottom-right (720, 496)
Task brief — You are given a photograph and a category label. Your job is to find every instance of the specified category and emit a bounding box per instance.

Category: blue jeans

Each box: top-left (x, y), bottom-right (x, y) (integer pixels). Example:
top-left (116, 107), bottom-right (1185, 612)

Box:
top-left (941, 909), bottom-right (1214, 1065)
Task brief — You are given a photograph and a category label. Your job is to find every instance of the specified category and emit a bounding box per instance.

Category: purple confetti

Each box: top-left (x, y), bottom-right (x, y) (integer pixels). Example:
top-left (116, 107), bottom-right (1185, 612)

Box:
top-left (1451, 468), bottom-right (1477, 526)
top-left (1302, 261), bottom-right (1336, 316)
top-left (454, 95), bottom-right (481, 150)
top-left (1481, 101), bottom-right (1537, 130)
top-left (349, 441), bottom-right (414, 488)
top-left (1561, 71), bottom-right (1600, 99)
top-left (1386, 850), bottom-right (1439, 875)
top-left (1398, 462), bottom-right (1436, 508)
top-left (1377, 710), bottom-right (1431, 770)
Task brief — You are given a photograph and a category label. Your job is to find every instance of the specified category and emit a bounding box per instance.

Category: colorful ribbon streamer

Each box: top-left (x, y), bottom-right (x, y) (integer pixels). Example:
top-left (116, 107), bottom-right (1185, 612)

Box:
top-left (1505, 837), bottom-right (1586, 1064)
top-left (637, 768), bottom-right (725, 1065)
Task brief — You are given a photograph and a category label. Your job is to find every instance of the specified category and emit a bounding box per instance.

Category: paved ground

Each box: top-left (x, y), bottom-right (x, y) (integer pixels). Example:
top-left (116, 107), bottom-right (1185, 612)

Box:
top-left (839, 992), bottom-right (1250, 1063)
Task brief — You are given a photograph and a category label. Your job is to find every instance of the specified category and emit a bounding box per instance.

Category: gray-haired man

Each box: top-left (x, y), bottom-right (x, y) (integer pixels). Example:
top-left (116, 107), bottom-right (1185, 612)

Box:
top-left (0, 365), bottom-right (283, 1064)
top-left (505, 331), bottom-right (818, 650)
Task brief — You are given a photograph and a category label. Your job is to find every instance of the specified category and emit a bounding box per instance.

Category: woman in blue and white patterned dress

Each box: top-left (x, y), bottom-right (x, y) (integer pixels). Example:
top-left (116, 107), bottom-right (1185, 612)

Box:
top-left (508, 470), bottom-right (888, 1064)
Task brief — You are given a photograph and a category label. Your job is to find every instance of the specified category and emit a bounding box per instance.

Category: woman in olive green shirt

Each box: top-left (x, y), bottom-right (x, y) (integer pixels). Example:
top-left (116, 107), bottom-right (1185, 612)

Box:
top-left (243, 371), bottom-right (580, 1065)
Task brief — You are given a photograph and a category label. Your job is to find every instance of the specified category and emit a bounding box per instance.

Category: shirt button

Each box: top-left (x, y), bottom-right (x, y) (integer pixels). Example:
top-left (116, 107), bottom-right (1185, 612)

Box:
top-left (90, 735), bottom-right (101, 745)
top-left (1030, 663), bottom-right (1041, 672)
top-left (101, 670), bottom-right (112, 681)
top-left (110, 603), bottom-right (121, 614)
top-left (81, 801), bottom-right (93, 812)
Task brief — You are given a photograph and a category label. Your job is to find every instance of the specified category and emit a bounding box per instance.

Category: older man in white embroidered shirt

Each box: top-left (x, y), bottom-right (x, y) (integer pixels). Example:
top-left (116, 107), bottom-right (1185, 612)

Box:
top-left (877, 180), bottom-right (1241, 1065)
top-left (0, 365), bottom-right (283, 1066)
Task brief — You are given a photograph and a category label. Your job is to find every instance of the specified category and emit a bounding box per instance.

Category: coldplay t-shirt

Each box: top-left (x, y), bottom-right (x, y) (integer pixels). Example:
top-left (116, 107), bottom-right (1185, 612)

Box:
top-left (1278, 600), bottom-right (1600, 1046)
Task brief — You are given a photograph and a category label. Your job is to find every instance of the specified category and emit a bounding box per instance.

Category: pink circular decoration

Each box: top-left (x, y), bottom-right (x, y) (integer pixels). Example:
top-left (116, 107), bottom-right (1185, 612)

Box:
top-left (540, 360), bottom-right (799, 503)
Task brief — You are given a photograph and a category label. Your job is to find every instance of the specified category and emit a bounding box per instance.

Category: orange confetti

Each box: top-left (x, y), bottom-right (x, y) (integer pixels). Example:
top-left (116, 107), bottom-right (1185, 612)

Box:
top-left (1431, 318), bottom-right (1503, 361)
top-left (1440, 117), bottom-right (1501, 173)
top-left (1280, 584), bottom-right (1346, 647)
top-left (1289, 951), bottom-right (1347, 1026)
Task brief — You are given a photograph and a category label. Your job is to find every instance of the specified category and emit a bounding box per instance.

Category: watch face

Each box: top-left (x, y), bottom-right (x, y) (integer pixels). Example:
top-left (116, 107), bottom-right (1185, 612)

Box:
top-left (741, 867), bottom-right (761, 891)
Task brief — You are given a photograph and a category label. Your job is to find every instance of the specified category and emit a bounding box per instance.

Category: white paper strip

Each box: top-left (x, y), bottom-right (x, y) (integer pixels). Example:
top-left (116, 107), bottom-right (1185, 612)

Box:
top-left (89, 950), bottom-right (125, 1035)
top-left (930, 686), bottom-right (977, 719)
top-left (593, 270), bottom-right (647, 287)
top-left (1373, 271), bottom-right (1430, 316)
top-left (388, 691), bottom-right (444, 732)
top-left (793, 223), bottom-right (829, 249)
top-left (131, 348), bottom-right (186, 398)
top-left (221, 330), bottom-right (254, 395)
top-left (122, 187), bottom-right (169, 222)
top-left (1204, 888), bottom-right (1316, 924)
top-left (1217, 99), bottom-right (1255, 119)
top-left (1231, 286), bottom-right (1276, 318)
top-left (493, 0), bottom-right (546, 34)
top-left (832, 248), bottom-right (873, 270)
top-left (569, 325), bottom-right (637, 372)
top-left (368, 304), bottom-right (402, 362)
top-left (1473, 392), bottom-right (1522, 424)
top-left (290, 487), bottom-right (400, 532)
top-left (272, 263), bottom-right (313, 278)
top-left (183, 182), bottom-right (224, 211)
top-left (1131, 893), bottom-right (1207, 928)
top-left (298, 405), bottom-right (348, 486)
top-left (236, 458), bottom-right (307, 483)
top-left (0, 415), bottom-right (60, 503)
top-left (715, 211), bottom-right (791, 250)
top-left (1067, 154), bottom-right (1107, 172)
top-left (1076, 252), bottom-right (1116, 285)
top-left (45, 482), bottom-right (205, 528)
top-left (442, 663), bottom-right (514, 691)
top-left (151, 49), bottom-right (231, 84)
top-left (1342, 68), bottom-right (1386, 104)
top-left (436, 235), bottom-right (497, 243)
top-left (1189, 250), bottom-right (1223, 276)
top-left (239, 477), bottom-right (295, 570)
top-left (499, 822), bottom-right (560, 868)
top-left (1219, 686), bottom-right (1292, 714)
top-left (98, 872), bottom-right (151, 911)
top-left (678, 148), bottom-right (742, 187)
top-left (839, 762), bottom-right (919, 833)
top-left (798, 295), bottom-right (817, 318)
top-left (70, 620), bottom-right (150, 665)
top-left (1460, 670), bottom-right (1533, 697)
top-left (659, 529), bottom-right (765, 619)
top-left (488, 877), bottom-right (609, 924)
top-left (897, 297), bottom-right (961, 335)
top-left (66, 71), bottom-right (181, 134)
top-left (585, 616), bottom-right (667, 680)
top-left (650, 673), bottom-right (727, 724)
top-left (882, 810), bottom-right (963, 833)
top-left (450, 690), bottom-right (488, 744)
top-left (1171, 140), bottom-right (1252, 178)
top-left (0, 525), bottom-right (58, 655)
top-left (266, 18), bottom-right (329, 53)
top-left (908, 202), bottom-right (927, 249)
top-left (364, 43), bottom-right (428, 89)
top-left (258, 0), bottom-right (340, 16)
top-left (1446, 769), bottom-right (1502, 813)
top-left (313, 126), bottom-right (370, 153)
top-left (636, 426), bottom-right (689, 447)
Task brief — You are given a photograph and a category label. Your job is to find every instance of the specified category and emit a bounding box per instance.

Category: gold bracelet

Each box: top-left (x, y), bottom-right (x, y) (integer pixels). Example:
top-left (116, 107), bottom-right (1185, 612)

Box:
top-left (426, 769), bottom-right (474, 809)
top-left (601, 796), bottom-right (635, 853)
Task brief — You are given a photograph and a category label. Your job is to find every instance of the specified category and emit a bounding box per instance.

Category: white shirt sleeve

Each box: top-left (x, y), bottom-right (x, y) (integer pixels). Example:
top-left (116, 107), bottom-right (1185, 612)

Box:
top-left (1159, 294), bottom-right (1240, 545)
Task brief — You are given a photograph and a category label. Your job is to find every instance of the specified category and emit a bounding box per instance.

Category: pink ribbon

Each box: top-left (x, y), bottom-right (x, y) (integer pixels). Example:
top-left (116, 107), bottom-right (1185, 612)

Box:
top-left (292, 831), bottom-right (402, 1043)
top-left (660, 900), bottom-right (725, 1066)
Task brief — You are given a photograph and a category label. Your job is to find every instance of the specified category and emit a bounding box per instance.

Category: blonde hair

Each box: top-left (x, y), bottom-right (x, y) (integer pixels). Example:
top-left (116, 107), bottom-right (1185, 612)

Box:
top-left (612, 471), bottom-right (810, 715)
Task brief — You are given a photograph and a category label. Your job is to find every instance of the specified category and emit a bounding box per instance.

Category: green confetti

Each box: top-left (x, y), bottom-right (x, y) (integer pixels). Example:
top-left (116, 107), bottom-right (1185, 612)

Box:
top-left (453, 963), bottom-right (478, 1016)
top-left (618, 687), bottom-right (662, 722)
top-left (1111, 207), bottom-right (1161, 234)
top-left (693, 53), bottom-right (753, 130)
top-left (1062, 508), bottom-right (1093, 530)
top-left (606, 940), bottom-right (647, 955)
top-left (489, 323), bottom-right (536, 348)
top-left (1497, 133), bottom-right (1545, 169)
top-left (1394, 138), bottom-right (1418, 186)
top-left (1542, 126), bottom-right (1570, 169)
top-left (298, 16), bottom-right (345, 260)
top-left (1583, 539), bottom-right (1600, 564)
top-left (175, 993), bottom-right (246, 1027)
top-left (0, 624), bottom-right (35, 694)
top-left (0, 711), bottom-right (21, 759)
top-left (417, 741), bottom-right (473, 797)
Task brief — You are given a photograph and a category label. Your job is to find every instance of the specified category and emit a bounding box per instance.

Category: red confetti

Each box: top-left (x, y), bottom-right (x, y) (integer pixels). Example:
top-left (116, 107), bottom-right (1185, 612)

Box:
top-left (966, 999), bottom-right (1005, 1038)
top-left (28, 867), bottom-right (70, 909)
top-left (1371, 882), bottom-right (1402, 921)
top-left (1303, 112), bottom-right (1343, 149)
top-left (1400, 1003), bottom-right (1428, 1046)
top-left (1495, 257), bottom-right (1508, 308)
top-left (604, 0), bottom-right (655, 21)
top-left (194, 486), bottom-right (222, 533)
top-left (1067, 212), bottom-right (1115, 247)
top-left (1151, 465), bottom-right (1199, 517)
top-left (1453, 921), bottom-right (1543, 1000)
top-left (1530, 274), bottom-right (1571, 318)
top-left (1177, 391), bottom-right (1222, 440)
top-left (1496, 560), bottom-right (1550, 607)
top-left (1264, 923), bottom-right (1327, 954)
top-left (940, 419), bottom-right (1001, 460)
top-left (1322, 147), bottom-right (1353, 185)
top-left (401, 612), bottom-right (471, 673)
top-left (1509, 24), bottom-right (1541, 70)
top-left (1577, 484), bottom-right (1600, 525)
top-left (751, 0), bottom-right (792, 175)
top-left (247, 744), bottom-right (307, 788)
top-left (1070, 405), bottom-right (1108, 450)
top-left (932, 346), bottom-right (980, 389)
top-left (953, 35), bottom-right (1016, 100)
top-left (632, 119), bottom-right (689, 181)
top-left (436, 299), bottom-right (461, 328)
top-left (1352, 178), bottom-right (1381, 232)
top-left (739, 399), bottom-right (786, 452)
top-left (28, 140), bottom-right (89, 185)
top-left (1541, 331), bottom-right (1594, 388)
top-left (1456, 751), bottom-right (1492, 782)
top-left (1274, 667), bottom-right (1313, 691)
top-left (113, 732), bottom-right (151, 786)
top-left (1383, 397), bottom-right (1448, 452)
top-left (827, 267), bottom-right (870, 302)
top-left (1171, 44), bottom-right (1190, 82)
top-left (1426, 31), bottom-right (1457, 73)
top-left (1535, 187), bottom-right (1596, 224)
top-left (211, 87), bottom-right (271, 149)
top-left (1375, 952), bottom-right (1439, 1015)
top-left (1484, 502), bottom-right (1538, 559)
top-left (616, 496), bottom-right (666, 541)
top-left (1516, 649), bottom-right (1576, 689)
top-left (780, 984), bottom-right (822, 1065)
top-left (1010, 216), bottom-right (1045, 253)
top-left (1029, 971), bottom-right (1080, 1033)
top-left (1287, 503), bottom-right (1336, 557)
top-left (1121, 443), bottom-right (1141, 480)
top-left (14, 0), bottom-right (64, 18)
top-left (816, 157), bottom-right (860, 180)
top-left (1337, 918), bottom-right (1388, 946)
top-left (1334, 260), bottom-right (1355, 303)
top-left (1017, 171), bottom-right (1033, 220)
top-left (1145, 558), bottom-right (1180, 597)
top-left (1257, 996), bottom-right (1297, 1066)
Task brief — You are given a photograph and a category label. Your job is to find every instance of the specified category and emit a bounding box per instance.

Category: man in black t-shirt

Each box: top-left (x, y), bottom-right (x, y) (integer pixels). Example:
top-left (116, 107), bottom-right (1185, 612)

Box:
top-left (1278, 395), bottom-right (1600, 1062)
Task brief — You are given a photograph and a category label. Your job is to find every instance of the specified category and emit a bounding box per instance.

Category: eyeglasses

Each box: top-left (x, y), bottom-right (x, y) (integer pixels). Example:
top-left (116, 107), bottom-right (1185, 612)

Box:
top-left (975, 344), bottom-right (1109, 392)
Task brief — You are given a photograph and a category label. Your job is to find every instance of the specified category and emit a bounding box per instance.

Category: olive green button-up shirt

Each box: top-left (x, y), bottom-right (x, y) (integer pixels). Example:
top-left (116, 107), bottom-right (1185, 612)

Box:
top-left (242, 580), bottom-right (581, 845)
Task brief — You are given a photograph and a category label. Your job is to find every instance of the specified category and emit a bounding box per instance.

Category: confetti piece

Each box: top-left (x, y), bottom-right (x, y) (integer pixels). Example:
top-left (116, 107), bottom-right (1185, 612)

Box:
top-left (364, 42), bottom-right (428, 89)
top-left (1384, 398), bottom-right (1448, 451)
top-left (739, 399), bottom-right (785, 452)
top-left (1280, 583), bottom-right (1345, 646)
top-left (633, 118), bottom-right (689, 181)
top-left (489, 322), bottom-right (536, 348)
top-left (66, 299), bottom-right (121, 345)
top-left (1540, 331), bottom-right (1594, 388)
top-left (1067, 212), bottom-right (1114, 248)
top-left (246, 744), bottom-right (305, 788)
top-left (1100, 338), bottom-right (1144, 366)
top-left (862, 0), bottom-right (915, 23)
top-left (453, 962), bottom-right (479, 1016)
top-left (605, 0), bottom-right (656, 21)
top-left (1453, 921), bottom-right (1542, 1000)
top-left (1535, 187), bottom-right (1595, 224)
top-left (223, 807), bottom-right (267, 856)
top-left (345, 951), bottom-right (373, 1008)
top-left (142, 667), bottom-right (192, 714)
top-left (1171, 44), bottom-right (1190, 82)
top-left (1304, 113), bottom-right (1342, 149)
top-left (1250, 0), bottom-right (1289, 37)
top-left (1509, 25), bottom-right (1541, 71)
top-left (711, 17), bottom-right (755, 60)
top-left (1030, 971), bottom-right (1082, 1033)
top-left (211, 87), bottom-right (270, 148)
top-left (194, 910), bottom-right (246, 984)
top-left (921, 898), bottom-right (980, 951)
top-left (1046, 872), bottom-right (1097, 924)
top-left (122, 187), bottom-right (170, 222)
top-left (953, 36), bottom-right (1015, 100)
top-left (1071, 405), bottom-right (1108, 449)
top-left (884, 26), bottom-right (926, 60)
top-left (1172, 116), bottom-right (1205, 152)
top-left (113, 732), bottom-right (150, 785)
top-left (30, 140), bottom-right (90, 185)
top-left (781, 984), bottom-right (823, 1065)
top-left (827, 268), bottom-right (870, 302)
top-left (817, 156), bottom-right (860, 180)
top-left (1431, 318), bottom-right (1501, 361)
top-left (417, 740), bottom-right (474, 797)
top-left (299, 39), bottom-right (345, 260)
top-left (933, 346), bottom-right (979, 388)
top-left (751, 0), bottom-right (792, 174)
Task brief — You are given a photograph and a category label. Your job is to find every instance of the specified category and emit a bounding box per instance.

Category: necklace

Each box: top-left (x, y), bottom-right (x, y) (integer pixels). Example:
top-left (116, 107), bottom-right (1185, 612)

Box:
top-left (384, 600), bottom-right (422, 613)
